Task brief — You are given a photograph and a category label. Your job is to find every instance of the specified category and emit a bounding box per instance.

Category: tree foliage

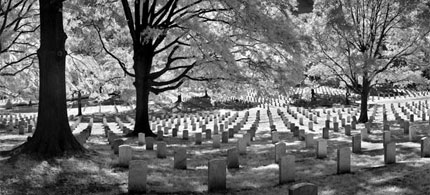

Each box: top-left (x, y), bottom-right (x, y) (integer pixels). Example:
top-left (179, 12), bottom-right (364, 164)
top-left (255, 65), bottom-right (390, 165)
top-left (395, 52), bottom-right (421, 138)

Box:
top-left (67, 0), bottom-right (307, 136)
top-left (81, 0), bottom-right (305, 95)
top-left (309, 0), bottom-right (430, 92)
top-left (303, 0), bottom-right (430, 122)
top-left (0, 0), bottom-right (39, 77)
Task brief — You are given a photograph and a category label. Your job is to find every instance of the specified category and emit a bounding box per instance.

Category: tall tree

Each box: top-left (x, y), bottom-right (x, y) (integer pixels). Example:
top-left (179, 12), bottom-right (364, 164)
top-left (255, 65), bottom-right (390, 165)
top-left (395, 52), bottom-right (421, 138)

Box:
top-left (93, 0), bottom-right (304, 137)
top-left (309, 0), bottom-right (430, 122)
top-left (10, 0), bottom-right (84, 157)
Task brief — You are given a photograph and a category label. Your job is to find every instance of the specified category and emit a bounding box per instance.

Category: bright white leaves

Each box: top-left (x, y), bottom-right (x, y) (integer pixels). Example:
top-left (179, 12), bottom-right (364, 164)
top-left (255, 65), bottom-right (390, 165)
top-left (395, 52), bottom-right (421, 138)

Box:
top-left (309, 0), bottom-right (430, 88)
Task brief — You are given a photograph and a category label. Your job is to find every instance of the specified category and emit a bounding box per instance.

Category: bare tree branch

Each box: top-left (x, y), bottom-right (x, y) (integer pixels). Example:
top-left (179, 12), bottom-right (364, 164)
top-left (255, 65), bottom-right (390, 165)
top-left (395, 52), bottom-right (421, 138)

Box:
top-left (93, 24), bottom-right (135, 77)
top-left (150, 80), bottom-right (184, 95)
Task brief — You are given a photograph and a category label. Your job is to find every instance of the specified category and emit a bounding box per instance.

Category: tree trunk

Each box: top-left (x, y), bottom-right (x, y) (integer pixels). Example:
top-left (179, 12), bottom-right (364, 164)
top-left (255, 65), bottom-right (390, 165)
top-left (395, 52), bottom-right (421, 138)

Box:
top-left (14, 0), bottom-right (84, 157)
top-left (311, 89), bottom-right (316, 102)
top-left (77, 90), bottom-right (82, 116)
top-left (358, 80), bottom-right (370, 123)
top-left (130, 78), bottom-right (155, 137)
top-left (129, 50), bottom-right (156, 137)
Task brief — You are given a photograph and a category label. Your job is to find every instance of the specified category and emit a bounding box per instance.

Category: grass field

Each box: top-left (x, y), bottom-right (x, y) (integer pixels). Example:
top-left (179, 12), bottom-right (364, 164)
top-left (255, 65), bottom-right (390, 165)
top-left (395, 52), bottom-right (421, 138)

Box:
top-left (1, 97), bottom-right (430, 195)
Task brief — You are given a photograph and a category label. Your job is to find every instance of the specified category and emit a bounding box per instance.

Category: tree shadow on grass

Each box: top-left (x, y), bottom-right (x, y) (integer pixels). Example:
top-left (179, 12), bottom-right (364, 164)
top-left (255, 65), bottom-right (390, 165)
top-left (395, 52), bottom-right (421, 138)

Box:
top-left (0, 151), bottom-right (126, 195)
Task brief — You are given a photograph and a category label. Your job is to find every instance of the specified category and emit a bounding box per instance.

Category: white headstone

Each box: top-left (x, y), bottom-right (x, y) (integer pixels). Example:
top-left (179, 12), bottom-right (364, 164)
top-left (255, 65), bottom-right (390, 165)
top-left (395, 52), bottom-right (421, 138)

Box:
top-left (119, 145), bottom-right (132, 167)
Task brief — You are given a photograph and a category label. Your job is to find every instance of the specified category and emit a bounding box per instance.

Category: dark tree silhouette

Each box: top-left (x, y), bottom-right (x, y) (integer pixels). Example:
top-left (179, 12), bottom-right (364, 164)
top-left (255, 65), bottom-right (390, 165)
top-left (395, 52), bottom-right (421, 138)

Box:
top-left (94, 0), bottom-right (304, 137)
top-left (9, 0), bottom-right (85, 157)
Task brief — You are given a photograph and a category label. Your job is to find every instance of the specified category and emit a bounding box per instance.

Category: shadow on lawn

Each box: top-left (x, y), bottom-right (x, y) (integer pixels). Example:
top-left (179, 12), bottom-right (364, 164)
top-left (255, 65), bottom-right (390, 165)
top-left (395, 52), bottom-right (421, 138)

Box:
top-left (0, 151), bottom-right (126, 195)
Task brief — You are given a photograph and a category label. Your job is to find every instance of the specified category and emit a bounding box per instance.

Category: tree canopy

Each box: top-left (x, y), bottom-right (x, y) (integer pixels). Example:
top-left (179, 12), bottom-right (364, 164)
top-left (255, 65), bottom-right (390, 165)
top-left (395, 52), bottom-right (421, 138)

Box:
top-left (304, 0), bottom-right (430, 122)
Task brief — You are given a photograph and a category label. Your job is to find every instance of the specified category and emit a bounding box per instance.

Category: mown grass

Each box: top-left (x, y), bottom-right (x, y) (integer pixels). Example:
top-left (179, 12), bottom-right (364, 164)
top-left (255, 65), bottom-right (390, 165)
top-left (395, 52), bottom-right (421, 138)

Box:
top-left (1, 101), bottom-right (430, 194)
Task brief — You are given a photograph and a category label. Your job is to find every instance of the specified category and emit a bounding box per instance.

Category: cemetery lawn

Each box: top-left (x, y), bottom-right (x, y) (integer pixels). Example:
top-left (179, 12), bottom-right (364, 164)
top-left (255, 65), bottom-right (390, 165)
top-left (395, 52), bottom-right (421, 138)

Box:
top-left (1, 100), bottom-right (430, 194)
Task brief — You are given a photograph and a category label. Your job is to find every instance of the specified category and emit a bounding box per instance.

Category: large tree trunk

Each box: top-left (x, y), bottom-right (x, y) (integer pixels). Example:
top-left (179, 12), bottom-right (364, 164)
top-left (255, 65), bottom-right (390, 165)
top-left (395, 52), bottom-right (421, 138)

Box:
top-left (358, 80), bottom-right (370, 123)
top-left (14, 0), bottom-right (84, 157)
top-left (77, 90), bottom-right (82, 116)
top-left (129, 51), bottom-right (156, 137)
top-left (130, 79), bottom-right (155, 137)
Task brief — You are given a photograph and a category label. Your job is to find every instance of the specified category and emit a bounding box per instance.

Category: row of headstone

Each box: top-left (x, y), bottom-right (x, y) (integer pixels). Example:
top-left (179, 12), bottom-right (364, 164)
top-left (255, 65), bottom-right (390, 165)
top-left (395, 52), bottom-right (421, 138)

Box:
top-left (127, 156), bottom-right (316, 194)
top-left (123, 103), bottom-right (430, 193)
top-left (2, 114), bottom-right (37, 135)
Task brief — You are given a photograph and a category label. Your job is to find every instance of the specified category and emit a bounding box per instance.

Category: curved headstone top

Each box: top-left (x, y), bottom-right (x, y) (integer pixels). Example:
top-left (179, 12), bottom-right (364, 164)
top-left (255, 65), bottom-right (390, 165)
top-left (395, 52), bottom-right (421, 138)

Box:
top-left (288, 182), bottom-right (318, 195)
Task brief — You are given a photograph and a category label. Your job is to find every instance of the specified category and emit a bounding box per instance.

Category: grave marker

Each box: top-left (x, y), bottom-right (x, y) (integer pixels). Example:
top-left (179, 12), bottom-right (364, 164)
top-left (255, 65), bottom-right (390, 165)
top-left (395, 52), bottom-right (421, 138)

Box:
top-left (195, 132), bottom-right (202, 145)
top-left (157, 142), bottom-right (167, 158)
top-left (272, 131), bottom-right (280, 144)
top-left (305, 134), bottom-right (314, 148)
top-left (214, 124), bottom-right (219, 135)
top-left (344, 125), bottom-right (351, 136)
top-left (365, 122), bottom-right (371, 133)
top-left (112, 139), bottom-right (125, 155)
top-left (183, 130), bottom-right (189, 140)
top-left (337, 147), bottom-right (351, 174)
top-left (288, 183), bottom-right (318, 195)
top-left (138, 133), bottom-right (145, 146)
top-left (409, 128), bottom-right (417, 142)
top-left (206, 129), bottom-right (212, 139)
top-left (384, 142), bottom-right (396, 164)
top-left (222, 131), bottom-right (229, 143)
top-left (325, 120), bottom-right (330, 129)
top-left (237, 138), bottom-right (247, 155)
top-left (352, 134), bottom-right (361, 153)
top-left (299, 129), bottom-right (305, 141)
top-left (18, 125), bottom-right (24, 135)
top-left (228, 128), bottom-right (234, 138)
top-left (322, 128), bottom-right (329, 139)
top-left (146, 137), bottom-right (154, 150)
top-left (279, 155), bottom-right (295, 184)
top-left (421, 137), bottom-right (430, 157)
top-left (275, 142), bottom-right (287, 163)
top-left (333, 122), bottom-right (339, 132)
top-left (293, 126), bottom-right (300, 137)
top-left (172, 128), bottom-right (178, 137)
top-left (174, 148), bottom-right (187, 169)
top-left (128, 160), bottom-right (147, 193)
top-left (156, 130), bottom-right (163, 141)
top-left (119, 145), bottom-right (132, 167)
top-left (208, 159), bottom-right (226, 192)
top-left (213, 135), bottom-right (221, 148)
top-left (316, 140), bottom-right (327, 159)
top-left (227, 148), bottom-right (239, 168)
